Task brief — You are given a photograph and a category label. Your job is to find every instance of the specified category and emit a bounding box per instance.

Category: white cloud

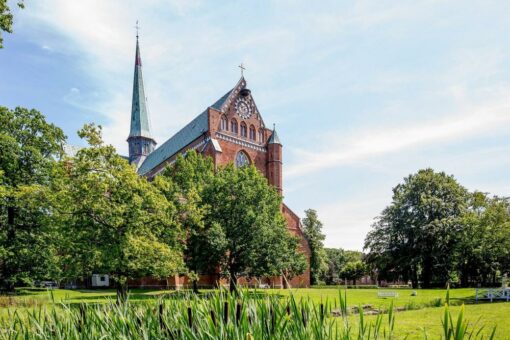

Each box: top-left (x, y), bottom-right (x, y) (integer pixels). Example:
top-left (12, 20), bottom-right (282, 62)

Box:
top-left (286, 105), bottom-right (510, 177)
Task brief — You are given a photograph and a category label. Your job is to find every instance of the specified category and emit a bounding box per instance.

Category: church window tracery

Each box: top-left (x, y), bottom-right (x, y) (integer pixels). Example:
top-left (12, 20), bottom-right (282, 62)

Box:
top-left (249, 125), bottom-right (256, 140)
top-left (220, 115), bottom-right (228, 131)
top-left (235, 151), bottom-right (250, 167)
top-left (240, 122), bottom-right (247, 138)
top-left (258, 129), bottom-right (264, 143)
top-left (231, 119), bottom-right (238, 134)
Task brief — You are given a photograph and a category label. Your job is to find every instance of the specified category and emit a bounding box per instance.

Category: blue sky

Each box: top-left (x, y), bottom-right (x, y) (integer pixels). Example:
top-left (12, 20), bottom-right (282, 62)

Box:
top-left (2, 0), bottom-right (510, 250)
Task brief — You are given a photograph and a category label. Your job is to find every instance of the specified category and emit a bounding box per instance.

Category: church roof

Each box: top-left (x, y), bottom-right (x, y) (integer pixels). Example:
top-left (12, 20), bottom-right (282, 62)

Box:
top-left (136, 78), bottom-right (250, 176)
top-left (129, 37), bottom-right (153, 140)
top-left (210, 89), bottom-right (233, 111)
top-left (137, 109), bottom-right (209, 175)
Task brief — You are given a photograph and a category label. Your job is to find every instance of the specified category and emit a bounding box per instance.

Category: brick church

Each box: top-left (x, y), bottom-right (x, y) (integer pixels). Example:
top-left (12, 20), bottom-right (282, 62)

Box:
top-left (127, 36), bottom-right (311, 288)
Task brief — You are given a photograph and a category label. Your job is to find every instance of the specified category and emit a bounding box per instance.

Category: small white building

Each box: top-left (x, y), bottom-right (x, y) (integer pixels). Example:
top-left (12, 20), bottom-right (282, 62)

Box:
top-left (91, 274), bottom-right (109, 287)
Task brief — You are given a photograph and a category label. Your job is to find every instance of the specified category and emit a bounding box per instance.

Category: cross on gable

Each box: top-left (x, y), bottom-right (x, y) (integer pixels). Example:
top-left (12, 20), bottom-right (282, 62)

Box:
top-left (238, 63), bottom-right (246, 76)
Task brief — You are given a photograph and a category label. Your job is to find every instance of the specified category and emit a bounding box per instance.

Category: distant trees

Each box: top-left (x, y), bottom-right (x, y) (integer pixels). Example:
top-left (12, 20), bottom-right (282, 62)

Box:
top-left (302, 209), bottom-right (327, 285)
top-left (320, 248), bottom-right (365, 285)
top-left (364, 168), bottom-right (510, 288)
top-left (340, 261), bottom-right (367, 285)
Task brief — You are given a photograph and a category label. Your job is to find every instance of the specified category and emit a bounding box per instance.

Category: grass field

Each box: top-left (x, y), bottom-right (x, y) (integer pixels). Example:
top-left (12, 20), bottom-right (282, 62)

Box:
top-left (2, 287), bottom-right (508, 339)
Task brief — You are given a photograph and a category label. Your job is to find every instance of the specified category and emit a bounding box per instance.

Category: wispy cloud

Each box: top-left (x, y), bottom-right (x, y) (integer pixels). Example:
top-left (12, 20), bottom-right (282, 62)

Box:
top-left (286, 96), bottom-right (510, 178)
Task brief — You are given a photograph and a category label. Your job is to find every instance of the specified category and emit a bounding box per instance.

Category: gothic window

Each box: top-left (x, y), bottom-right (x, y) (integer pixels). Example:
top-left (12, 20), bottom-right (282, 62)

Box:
top-left (235, 151), bottom-right (250, 167)
top-left (249, 125), bottom-right (256, 140)
top-left (240, 122), bottom-right (247, 138)
top-left (231, 119), bottom-right (238, 134)
top-left (258, 129), bottom-right (264, 143)
top-left (220, 115), bottom-right (228, 131)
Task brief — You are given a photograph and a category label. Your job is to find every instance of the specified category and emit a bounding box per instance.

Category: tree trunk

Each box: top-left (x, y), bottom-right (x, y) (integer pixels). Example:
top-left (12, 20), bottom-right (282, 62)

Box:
top-left (411, 265), bottom-right (419, 289)
top-left (460, 268), bottom-right (469, 287)
top-left (422, 257), bottom-right (433, 288)
top-left (116, 281), bottom-right (128, 304)
top-left (192, 280), bottom-right (199, 294)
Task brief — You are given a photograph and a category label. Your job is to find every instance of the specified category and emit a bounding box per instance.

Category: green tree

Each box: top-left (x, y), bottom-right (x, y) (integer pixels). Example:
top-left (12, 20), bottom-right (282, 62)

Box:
top-left (160, 151), bottom-right (217, 293)
top-left (321, 248), bottom-right (364, 284)
top-left (52, 124), bottom-right (183, 301)
top-left (0, 106), bottom-right (66, 290)
top-left (0, 0), bottom-right (24, 48)
top-left (456, 192), bottom-right (510, 286)
top-left (302, 209), bottom-right (327, 285)
top-left (340, 260), bottom-right (367, 285)
top-left (364, 169), bottom-right (468, 288)
top-left (202, 164), bottom-right (305, 292)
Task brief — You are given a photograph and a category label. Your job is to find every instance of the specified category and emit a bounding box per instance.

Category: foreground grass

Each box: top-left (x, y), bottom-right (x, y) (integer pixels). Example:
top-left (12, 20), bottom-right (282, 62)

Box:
top-left (1, 287), bottom-right (507, 338)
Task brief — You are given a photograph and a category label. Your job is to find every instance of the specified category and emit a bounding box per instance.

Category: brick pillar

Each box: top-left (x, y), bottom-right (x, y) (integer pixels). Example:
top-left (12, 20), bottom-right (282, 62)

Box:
top-left (267, 142), bottom-right (282, 195)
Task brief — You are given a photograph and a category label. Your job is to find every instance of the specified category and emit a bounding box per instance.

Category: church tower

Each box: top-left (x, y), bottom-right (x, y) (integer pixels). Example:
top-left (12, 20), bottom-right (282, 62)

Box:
top-left (267, 126), bottom-right (283, 195)
top-left (127, 33), bottom-right (156, 167)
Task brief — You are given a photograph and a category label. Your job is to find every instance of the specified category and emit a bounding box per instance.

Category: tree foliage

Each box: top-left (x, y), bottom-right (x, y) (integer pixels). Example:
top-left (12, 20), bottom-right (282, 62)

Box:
top-left (51, 124), bottom-right (183, 301)
top-left (0, 0), bottom-right (24, 48)
top-left (364, 168), bottom-right (510, 288)
top-left (0, 106), bottom-right (66, 289)
top-left (321, 248), bottom-right (363, 285)
top-left (201, 163), bottom-right (306, 292)
top-left (302, 209), bottom-right (327, 285)
top-left (340, 260), bottom-right (367, 285)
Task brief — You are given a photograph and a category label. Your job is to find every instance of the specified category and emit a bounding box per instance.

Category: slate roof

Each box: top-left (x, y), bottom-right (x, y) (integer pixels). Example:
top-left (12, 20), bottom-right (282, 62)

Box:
top-left (210, 89), bottom-right (233, 111)
top-left (137, 109), bottom-right (209, 175)
top-left (136, 81), bottom-right (240, 176)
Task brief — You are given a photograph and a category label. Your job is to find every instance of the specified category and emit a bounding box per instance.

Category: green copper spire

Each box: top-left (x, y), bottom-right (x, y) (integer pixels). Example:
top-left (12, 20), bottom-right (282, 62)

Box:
top-left (128, 32), bottom-right (156, 167)
top-left (129, 35), bottom-right (152, 140)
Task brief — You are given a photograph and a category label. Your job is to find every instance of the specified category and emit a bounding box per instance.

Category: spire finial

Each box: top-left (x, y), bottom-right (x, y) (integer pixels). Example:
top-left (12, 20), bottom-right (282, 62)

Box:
top-left (238, 63), bottom-right (246, 77)
top-left (135, 20), bottom-right (140, 39)
top-left (273, 123), bottom-right (276, 130)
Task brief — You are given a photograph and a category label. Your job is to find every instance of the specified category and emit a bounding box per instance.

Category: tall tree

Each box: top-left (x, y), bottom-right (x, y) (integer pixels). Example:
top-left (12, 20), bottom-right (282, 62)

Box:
top-left (364, 169), bottom-right (468, 288)
top-left (302, 209), bottom-right (327, 285)
top-left (0, 106), bottom-right (66, 290)
top-left (202, 164), bottom-right (306, 292)
top-left (51, 124), bottom-right (183, 301)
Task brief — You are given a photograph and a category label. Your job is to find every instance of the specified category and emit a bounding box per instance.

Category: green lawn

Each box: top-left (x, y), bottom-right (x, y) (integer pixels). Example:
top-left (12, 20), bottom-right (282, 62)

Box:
top-left (348, 303), bottom-right (508, 339)
top-left (3, 287), bottom-right (509, 339)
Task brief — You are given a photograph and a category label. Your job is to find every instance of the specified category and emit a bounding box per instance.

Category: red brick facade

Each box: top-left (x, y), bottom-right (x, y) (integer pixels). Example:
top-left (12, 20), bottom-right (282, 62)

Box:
top-left (133, 78), bottom-right (311, 289)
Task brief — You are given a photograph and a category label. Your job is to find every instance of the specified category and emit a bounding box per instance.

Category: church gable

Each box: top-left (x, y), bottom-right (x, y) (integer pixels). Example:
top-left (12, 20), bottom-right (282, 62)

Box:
top-left (210, 77), bottom-right (268, 146)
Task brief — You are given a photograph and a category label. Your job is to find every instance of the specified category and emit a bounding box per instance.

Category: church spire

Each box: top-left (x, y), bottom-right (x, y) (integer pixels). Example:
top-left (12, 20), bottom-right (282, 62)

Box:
top-left (268, 124), bottom-right (281, 145)
top-left (128, 30), bottom-right (156, 166)
top-left (129, 34), bottom-right (152, 140)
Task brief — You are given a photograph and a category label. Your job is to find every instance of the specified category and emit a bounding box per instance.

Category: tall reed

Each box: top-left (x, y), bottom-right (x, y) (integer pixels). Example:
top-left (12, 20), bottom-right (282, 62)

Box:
top-left (0, 288), bottom-right (497, 339)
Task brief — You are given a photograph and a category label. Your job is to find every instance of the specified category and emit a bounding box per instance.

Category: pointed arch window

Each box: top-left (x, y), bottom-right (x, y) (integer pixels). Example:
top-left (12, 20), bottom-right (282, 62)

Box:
top-left (240, 122), bottom-right (247, 138)
top-left (220, 115), bottom-right (228, 131)
top-left (231, 119), bottom-right (238, 134)
top-left (258, 129), bottom-right (264, 143)
top-left (235, 151), bottom-right (250, 168)
top-left (249, 125), bottom-right (256, 140)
